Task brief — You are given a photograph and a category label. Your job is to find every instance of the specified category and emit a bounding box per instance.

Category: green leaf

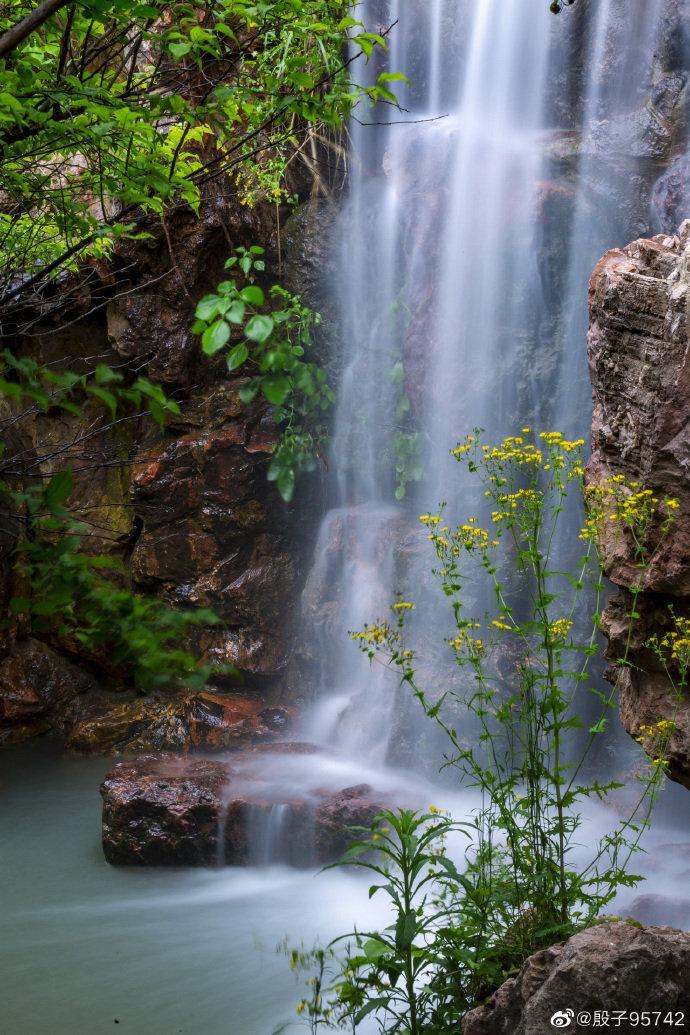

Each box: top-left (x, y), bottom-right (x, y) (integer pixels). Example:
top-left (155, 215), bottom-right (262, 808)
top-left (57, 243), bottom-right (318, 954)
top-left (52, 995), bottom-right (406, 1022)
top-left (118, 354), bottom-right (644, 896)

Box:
top-left (354, 999), bottom-right (389, 1025)
top-left (44, 470), bottom-right (73, 509)
top-left (245, 314), bottom-right (274, 343)
top-left (240, 285), bottom-right (265, 306)
top-left (87, 385), bottom-right (117, 418)
top-left (238, 382), bottom-right (259, 404)
top-left (227, 343), bottom-right (249, 371)
top-left (261, 374), bottom-right (290, 405)
top-left (395, 911), bottom-right (416, 950)
top-left (201, 321), bottom-right (230, 355)
top-left (277, 466), bottom-right (295, 502)
top-left (226, 300), bottom-right (246, 324)
top-left (196, 297), bottom-right (220, 321)
top-left (169, 41), bottom-right (192, 58)
top-left (363, 938), bottom-right (389, 961)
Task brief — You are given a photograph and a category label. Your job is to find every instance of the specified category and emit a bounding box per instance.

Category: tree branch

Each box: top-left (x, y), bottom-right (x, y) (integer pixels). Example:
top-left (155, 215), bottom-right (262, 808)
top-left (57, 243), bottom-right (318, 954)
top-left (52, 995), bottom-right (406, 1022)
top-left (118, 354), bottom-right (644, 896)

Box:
top-left (0, 0), bottom-right (73, 61)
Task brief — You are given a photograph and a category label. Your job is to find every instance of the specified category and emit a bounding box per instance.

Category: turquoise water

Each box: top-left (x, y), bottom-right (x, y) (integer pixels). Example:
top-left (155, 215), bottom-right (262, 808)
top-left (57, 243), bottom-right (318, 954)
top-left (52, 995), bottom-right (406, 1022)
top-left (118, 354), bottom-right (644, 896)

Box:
top-left (0, 743), bottom-right (388, 1035)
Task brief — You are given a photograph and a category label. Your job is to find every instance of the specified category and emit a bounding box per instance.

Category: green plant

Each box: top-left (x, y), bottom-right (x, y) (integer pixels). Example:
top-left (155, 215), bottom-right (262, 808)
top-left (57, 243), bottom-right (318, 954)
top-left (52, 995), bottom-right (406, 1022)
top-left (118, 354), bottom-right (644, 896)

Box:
top-left (0, 0), bottom-right (394, 318)
top-left (192, 245), bottom-right (334, 500)
top-left (8, 468), bottom-right (225, 690)
top-left (301, 428), bottom-right (679, 1030)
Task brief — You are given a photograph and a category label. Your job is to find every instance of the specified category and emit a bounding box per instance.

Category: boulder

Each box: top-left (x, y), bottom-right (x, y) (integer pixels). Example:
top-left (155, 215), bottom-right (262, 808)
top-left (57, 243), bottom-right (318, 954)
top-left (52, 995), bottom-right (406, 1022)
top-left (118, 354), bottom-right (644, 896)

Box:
top-left (314, 783), bottom-right (391, 861)
top-left (0, 639), bottom-right (101, 743)
top-left (101, 755), bottom-right (393, 866)
top-left (463, 921), bottom-right (690, 1035)
top-left (101, 755), bottom-right (231, 865)
top-left (588, 222), bottom-right (690, 783)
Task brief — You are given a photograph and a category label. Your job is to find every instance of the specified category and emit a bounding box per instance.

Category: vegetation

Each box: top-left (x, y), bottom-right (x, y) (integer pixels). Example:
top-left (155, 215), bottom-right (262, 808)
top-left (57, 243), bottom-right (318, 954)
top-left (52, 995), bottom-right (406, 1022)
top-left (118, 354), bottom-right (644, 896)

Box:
top-left (291, 429), bottom-right (680, 1031)
top-left (192, 243), bottom-right (334, 501)
top-left (0, 0), bottom-right (391, 685)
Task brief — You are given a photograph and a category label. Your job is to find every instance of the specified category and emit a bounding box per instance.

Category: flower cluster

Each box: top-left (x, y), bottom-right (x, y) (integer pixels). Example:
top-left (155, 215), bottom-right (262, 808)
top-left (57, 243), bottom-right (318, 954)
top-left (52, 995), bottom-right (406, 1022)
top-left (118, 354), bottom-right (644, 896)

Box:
top-left (351, 622), bottom-right (391, 648)
top-left (549, 617), bottom-right (573, 640)
top-left (449, 626), bottom-right (484, 656)
top-left (490, 615), bottom-right (512, 631)
top-left (491, 487), bottom-right (543, 524)
top-left (647, 616), bottom-right (690, 676)
top-left (420, 513), bottom-right (494, 556)
top-left (581, 474), bottom-right (678, 556)
top-left (635, 719), bottom-right (676, 769)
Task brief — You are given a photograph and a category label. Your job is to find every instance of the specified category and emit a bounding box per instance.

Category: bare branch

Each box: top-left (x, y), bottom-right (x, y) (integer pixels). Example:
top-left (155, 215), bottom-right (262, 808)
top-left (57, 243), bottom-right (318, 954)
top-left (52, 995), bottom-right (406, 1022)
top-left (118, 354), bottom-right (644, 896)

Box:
top-left (0, 0), bottom-right (73, 60)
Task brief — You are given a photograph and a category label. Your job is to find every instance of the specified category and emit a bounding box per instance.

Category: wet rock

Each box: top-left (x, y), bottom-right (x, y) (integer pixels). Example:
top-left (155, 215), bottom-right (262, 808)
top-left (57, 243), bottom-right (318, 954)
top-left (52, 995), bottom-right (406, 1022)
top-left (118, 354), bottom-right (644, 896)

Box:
top-left (66, 695), bottom-right (191, 754)
top-left (0, 639), bottom-right (101, 743)
top-left (186, 692), bottom-right (292, 750)
top-left (101, 755), bottom-right (394, 866)
top-left (588, 221), bottom-right (690, 784)
top-left (313, 783), bottom-right (390, 861)
top-left (652, 152), bottom-right (690, 233)
top-left (463, 921), bottom-right (690, 1035)
top-left (67, 691), bottom-right (291, 755)
top-left (586, 73), bottom-right (687, 161)
top-left (130, 393), bottom-right (297, 680)
top-left (101, 755), bottom-right (231, 865)
top-left (628, 894), bottom-right (690, 929)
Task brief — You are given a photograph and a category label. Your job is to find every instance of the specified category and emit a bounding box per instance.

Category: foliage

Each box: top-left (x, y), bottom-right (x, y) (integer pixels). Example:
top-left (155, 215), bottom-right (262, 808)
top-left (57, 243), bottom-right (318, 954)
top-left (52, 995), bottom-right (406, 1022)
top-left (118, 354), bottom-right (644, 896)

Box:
top-left (0, 0), bottom-right (392, 687)
top-left (0, 0), bottom-right (393, 318)
top-left (7, 468), bottom-right (224, 691)
top-left (293, 429), bottom-right (679, 1031)
top-left (192, 244), bottom-right (334, 500)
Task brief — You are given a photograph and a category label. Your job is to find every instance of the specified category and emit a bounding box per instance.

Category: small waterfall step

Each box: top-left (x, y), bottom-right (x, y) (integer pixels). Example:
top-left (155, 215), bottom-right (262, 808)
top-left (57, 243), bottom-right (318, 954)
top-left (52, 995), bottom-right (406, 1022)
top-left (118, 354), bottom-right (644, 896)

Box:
top-left (100, 751), bottom-right (408, 868)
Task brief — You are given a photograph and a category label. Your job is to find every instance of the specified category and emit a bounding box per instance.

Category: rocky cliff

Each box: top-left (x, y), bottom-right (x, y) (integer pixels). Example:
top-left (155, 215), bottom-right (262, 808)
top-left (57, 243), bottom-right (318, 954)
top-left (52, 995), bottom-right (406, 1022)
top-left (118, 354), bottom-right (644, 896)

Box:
top-left (0, 183), bottom-right (335, 753)
top-left (588, 221), bottom-right (690, 786)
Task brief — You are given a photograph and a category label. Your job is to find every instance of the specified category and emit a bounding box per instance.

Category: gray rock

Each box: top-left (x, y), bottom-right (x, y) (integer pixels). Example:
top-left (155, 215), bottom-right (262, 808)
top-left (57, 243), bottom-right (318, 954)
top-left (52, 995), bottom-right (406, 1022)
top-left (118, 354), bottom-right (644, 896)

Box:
top-left (463, 922), bottom-right (690, 1035)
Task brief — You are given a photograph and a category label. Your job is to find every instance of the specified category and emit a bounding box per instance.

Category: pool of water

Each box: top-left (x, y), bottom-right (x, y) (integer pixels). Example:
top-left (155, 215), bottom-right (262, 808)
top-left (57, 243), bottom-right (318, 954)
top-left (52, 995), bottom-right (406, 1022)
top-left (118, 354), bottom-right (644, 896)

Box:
top-left (3, 740), bottom-right (690, 1035)
top-left (0, 742), bottom-right (394, 1035)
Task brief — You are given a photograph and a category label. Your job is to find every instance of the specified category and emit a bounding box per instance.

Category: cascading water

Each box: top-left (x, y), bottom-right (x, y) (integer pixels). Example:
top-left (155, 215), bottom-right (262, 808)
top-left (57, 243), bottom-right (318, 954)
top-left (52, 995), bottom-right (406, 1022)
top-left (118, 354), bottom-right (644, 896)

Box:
top-left (297, 0), bottom-right (686, 791)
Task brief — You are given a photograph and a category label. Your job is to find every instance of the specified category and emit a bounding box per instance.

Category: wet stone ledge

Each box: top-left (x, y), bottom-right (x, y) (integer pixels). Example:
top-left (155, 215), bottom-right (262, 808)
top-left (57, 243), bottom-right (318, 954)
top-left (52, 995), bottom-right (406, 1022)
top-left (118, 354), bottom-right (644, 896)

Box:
top-left (100, 754), bottom-right (391, 867)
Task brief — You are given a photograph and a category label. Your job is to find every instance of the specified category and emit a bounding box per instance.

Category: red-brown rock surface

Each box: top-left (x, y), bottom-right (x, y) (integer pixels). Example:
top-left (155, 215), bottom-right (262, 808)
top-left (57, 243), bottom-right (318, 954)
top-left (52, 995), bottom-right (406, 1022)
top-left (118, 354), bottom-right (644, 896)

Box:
top-left (588, 221), bottom-right (690, 785)
top-left (101, 755), bottom-right (231, 865)
top-left (463, 922), bottom-right (690, 1035)
top-left (0, 638), bottom-right (102, 744)
top-left (67, 691), bottom-right (291, 755)
top-left (100, 755), bottom-right (392, 867)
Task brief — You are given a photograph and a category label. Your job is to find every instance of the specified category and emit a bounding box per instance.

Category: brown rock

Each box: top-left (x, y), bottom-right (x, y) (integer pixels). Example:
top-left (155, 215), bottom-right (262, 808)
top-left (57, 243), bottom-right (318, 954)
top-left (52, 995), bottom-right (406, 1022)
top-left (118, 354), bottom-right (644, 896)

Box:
top-left (66, 695), bottom-right (190, 755)
top-left (588, 221), bottom-right (690, 783)
top-left (186, 692), bottom-right (292, 750)
top-left (101, 755), bottom-right (231, 865)
top-left (67, 690), bottom-right (291, 755)
top-left (101, 755), bottom-right (394, 867)
top-left (129, 394), bottom-right (297, 680)
top-left (463, 922), bottom-right (690, 1035)
top-left (0, 639), bottom-right (101, 742)
top-left (313, 784), bottom-right (390, 862)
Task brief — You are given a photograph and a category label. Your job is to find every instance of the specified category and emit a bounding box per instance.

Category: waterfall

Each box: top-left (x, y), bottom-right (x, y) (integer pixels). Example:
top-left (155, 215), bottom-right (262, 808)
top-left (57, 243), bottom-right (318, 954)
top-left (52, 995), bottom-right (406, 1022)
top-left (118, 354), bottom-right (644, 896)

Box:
top-left (299, 0), bottom-right (679, 767)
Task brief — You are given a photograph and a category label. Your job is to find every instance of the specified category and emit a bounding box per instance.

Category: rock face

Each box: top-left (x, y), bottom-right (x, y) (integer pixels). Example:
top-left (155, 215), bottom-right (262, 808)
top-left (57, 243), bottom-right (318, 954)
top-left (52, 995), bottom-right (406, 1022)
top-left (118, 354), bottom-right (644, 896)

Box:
top-left (588, 225), bottom-right (690, 780)
top-left (0, 639), bottom-right (102, 745)
top-left (100, 756), bottom-right (390, 867)
top-left (66, 690), bottom-right (292, 755)
top-left (101, 756), bottom-right (230, 865)
top-left (588, 222), bottom-right (690, 786)
top-left (463, 922), bottom-right (690, 1035)
top-left (0, 183), bottom-right (327, 748)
